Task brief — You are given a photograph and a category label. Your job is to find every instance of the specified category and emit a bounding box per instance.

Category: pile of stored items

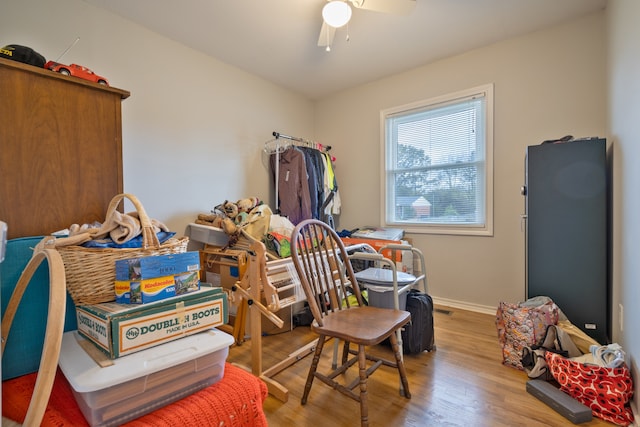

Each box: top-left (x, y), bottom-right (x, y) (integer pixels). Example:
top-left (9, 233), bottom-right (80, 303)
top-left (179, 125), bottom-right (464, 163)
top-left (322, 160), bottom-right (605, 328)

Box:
top-left (496, 297), bottom-right (634, 426)
top-left (187, 197), bottom-right (300, 345)
top-left (193, 196), bottom-right (295, 259)
top-left (1, 193), bottom-right (274, 426)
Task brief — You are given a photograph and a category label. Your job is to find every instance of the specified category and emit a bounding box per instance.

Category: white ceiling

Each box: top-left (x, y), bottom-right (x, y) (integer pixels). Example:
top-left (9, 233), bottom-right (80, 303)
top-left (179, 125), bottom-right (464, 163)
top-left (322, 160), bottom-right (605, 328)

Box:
top-left (82, 0), bottom-right (607, 100)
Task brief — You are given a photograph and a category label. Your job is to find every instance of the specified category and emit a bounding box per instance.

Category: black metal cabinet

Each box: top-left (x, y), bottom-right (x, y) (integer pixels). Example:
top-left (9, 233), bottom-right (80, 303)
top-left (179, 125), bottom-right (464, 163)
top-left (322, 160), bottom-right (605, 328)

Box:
top-left (524, 138), bottom-right (609, 344)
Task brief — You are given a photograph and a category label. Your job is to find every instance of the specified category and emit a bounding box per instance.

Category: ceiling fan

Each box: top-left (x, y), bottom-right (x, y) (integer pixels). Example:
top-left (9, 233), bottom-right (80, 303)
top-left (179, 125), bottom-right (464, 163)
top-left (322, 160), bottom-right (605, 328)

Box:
top-left (318, 0), bottom-right (416, 51)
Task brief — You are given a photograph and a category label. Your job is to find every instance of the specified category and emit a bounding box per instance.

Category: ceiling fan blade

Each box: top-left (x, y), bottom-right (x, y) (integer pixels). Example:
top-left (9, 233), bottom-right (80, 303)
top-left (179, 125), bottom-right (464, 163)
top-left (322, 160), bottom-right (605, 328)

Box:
top-left (351, 0), bottom-right (416, 15)
top-left (317, 21), bottom-right (336, 47)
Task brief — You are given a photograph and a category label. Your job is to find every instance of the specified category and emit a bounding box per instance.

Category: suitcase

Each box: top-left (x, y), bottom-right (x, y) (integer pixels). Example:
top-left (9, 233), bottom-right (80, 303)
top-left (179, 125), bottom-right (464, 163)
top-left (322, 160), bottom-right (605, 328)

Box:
top-left (401, 289), bottom-right (435, 354)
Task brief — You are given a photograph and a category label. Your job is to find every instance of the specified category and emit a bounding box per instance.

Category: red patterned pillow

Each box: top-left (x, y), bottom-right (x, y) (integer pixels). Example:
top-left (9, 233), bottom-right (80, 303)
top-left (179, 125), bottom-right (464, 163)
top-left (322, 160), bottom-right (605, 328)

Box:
top-left (546, 351), bottom-right (635, 426)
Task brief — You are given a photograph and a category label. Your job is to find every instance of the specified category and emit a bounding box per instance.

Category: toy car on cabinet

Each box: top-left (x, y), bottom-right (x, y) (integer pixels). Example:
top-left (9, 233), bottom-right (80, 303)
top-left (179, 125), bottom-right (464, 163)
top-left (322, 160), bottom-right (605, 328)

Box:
top-left (44, 61), bottom-right (109, 86)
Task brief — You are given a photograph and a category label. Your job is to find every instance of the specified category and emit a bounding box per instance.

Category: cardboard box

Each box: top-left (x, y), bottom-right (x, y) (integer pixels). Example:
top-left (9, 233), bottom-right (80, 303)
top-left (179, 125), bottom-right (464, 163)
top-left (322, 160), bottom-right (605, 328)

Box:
top-left (115, 271), bottom-right (201, 304)
top-left (351, 226), bottom-right (404, 241)
top-left (174, 271), bottom-right (201, 295)
top-left (242, 304), bottom-right (294, 338)
top-left (262, 304), bottom-right (293, 335)
top-left (76, 287), bottom-right (228, 358)
top-left (200, 247), bottom-right (248, 290)
top-left (342, 237), bottom-right (417, 273)
top-left (59, 328), bottom-right (234, 427)
top-left (341, 237), bottom-right (403, 262)
top-left (115, 251), bottom-right (200, 281)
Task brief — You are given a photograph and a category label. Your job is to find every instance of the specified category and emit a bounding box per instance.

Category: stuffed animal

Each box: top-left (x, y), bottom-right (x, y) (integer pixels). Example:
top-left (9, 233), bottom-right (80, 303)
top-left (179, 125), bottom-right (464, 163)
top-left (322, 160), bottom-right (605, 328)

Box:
top-left (196, 213), bottom-right (225, 228)
top-left (211, 196), bottom-right (263, 229)
top-left (236, 197), bottom-right (261, 213)
top-left (215, 200), bottom-right (239, 219)
top-left (220, 217), bottom-right (238, 235)
top-left (214, 197), bottom-right (260, 219)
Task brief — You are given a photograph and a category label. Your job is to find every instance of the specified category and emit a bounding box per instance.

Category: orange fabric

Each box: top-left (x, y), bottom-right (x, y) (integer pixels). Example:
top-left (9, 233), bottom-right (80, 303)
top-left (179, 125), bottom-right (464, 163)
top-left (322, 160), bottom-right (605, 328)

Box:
top-left (3, 363), bottom-right (268, 427)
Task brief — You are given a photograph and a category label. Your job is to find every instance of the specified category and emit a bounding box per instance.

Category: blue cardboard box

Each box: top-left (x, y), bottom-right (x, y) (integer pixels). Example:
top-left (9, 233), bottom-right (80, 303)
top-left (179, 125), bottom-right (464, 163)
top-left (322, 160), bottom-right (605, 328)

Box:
top-left (115, 251), bottom-right (200, 281)
top-left (115, 271), bottom-right (201, 304)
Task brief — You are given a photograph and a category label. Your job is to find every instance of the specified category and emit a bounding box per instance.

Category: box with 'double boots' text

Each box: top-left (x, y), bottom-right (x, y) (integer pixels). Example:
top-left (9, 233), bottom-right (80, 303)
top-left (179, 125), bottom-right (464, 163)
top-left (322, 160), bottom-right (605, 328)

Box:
top-left (76, 286), bottom-right (227, 358)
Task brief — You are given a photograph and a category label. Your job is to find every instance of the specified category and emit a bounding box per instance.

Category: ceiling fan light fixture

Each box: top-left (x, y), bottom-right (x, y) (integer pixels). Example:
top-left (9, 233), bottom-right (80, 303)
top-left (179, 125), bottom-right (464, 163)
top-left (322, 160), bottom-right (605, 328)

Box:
top-left (322, 1), bottom-right (352, 28)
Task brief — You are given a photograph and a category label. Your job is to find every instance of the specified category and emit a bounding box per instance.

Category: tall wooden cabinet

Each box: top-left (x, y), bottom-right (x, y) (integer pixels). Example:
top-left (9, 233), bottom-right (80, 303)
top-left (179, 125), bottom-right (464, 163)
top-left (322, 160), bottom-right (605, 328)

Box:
top-left (0, 57), bottom-right (130, 239)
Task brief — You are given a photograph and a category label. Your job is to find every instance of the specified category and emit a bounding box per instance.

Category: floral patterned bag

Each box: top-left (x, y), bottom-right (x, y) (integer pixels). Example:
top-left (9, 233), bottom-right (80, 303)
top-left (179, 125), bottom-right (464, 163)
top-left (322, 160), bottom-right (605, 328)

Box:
top-left (496, 298), bottom-right (559, 370)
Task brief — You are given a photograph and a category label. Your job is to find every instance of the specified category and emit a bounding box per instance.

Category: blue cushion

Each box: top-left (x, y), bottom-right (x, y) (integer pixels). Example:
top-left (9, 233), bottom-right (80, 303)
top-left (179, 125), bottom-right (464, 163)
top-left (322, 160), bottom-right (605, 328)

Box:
top-left (1, 236), bottom-right (77, 380)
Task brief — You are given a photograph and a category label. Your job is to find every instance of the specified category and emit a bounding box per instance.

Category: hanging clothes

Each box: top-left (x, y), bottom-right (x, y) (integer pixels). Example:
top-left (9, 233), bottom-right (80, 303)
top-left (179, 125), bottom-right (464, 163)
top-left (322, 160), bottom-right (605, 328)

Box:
top-left (321, 151), bottom-right (341, 216)
top-left (300, 146), bottom-right (325, 220)
top-left (269, 146), bottom-right (312, 225)
top-left (265, 132), bottom-right (341, 228)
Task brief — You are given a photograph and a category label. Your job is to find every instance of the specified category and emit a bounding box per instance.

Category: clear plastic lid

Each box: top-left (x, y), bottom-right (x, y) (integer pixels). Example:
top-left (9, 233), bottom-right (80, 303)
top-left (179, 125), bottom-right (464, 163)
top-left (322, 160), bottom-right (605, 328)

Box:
top-left (354, 267), bottom-right (416, 286)
top-left (59, 329), bottom-right (233, 392)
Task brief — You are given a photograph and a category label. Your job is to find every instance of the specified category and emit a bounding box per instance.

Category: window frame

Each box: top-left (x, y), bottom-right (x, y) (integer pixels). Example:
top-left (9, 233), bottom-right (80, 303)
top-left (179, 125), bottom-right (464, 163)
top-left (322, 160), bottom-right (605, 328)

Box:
top-left (379, 84), bottom-right (494, 236)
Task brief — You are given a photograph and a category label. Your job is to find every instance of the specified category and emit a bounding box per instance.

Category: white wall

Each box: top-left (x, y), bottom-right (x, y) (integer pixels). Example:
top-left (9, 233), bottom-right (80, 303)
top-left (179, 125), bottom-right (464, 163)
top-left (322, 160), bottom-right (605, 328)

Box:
top-left (315, 12), bottom-right (607, 313)
top-left (5, 0), bottom-right (638, 413)
top-left (606, 0), bottom-right (640, 414)
top-left (3, 1), bottom-right (616, 315)
top-left (316, 13), bottom-right (606, 312)
top-left (3, 1), bottom-right (609, 315)
top-left (2, 0), bottom-right (314, 235)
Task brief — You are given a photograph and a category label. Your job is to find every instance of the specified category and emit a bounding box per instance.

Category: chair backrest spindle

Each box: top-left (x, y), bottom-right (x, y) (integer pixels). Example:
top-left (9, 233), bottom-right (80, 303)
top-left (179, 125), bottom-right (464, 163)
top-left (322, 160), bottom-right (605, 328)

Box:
top-left (291, 220), bottom-right (366, 326)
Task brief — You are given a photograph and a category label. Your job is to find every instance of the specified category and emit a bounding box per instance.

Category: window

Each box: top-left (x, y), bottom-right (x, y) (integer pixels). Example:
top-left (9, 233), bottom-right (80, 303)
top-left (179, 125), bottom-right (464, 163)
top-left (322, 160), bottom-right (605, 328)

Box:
top-left (381, 84), bottom-right (493, 236)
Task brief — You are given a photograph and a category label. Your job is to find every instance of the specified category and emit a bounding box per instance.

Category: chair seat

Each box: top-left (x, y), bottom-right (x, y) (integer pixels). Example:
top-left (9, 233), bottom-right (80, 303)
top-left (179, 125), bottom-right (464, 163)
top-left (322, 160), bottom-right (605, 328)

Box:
top-left (311, 306), bottom-right (410, 346)
top-left (291, 219), bottom-right (413, 426)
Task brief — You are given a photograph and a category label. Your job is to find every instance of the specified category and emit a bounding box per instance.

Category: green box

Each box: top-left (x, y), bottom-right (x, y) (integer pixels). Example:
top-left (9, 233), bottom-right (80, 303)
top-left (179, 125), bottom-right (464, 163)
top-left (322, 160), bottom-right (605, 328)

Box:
top-left (76, 286), bottom-right (227, 359)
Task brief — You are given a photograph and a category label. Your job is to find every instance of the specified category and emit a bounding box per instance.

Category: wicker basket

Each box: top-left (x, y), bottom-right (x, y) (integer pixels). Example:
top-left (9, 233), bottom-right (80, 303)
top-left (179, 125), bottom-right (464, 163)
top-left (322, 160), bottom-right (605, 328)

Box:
top-left (57, 193), bottom-right (189, 306)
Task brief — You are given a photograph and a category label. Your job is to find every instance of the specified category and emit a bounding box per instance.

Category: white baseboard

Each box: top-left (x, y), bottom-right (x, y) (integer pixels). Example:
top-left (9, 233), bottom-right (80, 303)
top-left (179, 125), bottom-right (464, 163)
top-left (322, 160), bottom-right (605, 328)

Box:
top-left (432, 296), bottom-right (496, 315)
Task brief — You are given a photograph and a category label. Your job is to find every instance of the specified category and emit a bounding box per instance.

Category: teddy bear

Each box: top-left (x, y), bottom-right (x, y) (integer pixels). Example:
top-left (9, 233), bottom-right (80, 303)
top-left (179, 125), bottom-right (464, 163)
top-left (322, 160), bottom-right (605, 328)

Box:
top-left (217, 200), bottom-right (239, 220)
top-left (197, 196), bottom-right (266, 249)
top-left (236, 197), bottom-right (261, 214)
top-left (213, 197), bottom-right (262, 226)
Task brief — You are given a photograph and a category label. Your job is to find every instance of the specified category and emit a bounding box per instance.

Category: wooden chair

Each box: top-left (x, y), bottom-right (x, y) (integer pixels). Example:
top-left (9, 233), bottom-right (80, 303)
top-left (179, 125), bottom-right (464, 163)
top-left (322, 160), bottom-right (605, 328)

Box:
top-left (290, 219), bottom-right (411, 427)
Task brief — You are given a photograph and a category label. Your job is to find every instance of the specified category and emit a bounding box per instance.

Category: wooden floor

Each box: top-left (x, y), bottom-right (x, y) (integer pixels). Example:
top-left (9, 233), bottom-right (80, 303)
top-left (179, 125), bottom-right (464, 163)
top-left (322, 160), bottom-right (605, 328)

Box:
top-left (228, 305), bottom-right (612, 427)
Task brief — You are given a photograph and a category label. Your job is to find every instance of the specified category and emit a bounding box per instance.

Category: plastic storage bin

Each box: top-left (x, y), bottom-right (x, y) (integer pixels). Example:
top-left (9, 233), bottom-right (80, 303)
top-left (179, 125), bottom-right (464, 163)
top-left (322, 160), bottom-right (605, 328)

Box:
top-left (365, 283), bottom-right (412, 310)
top-left (184, 223), bottom-right (229, 246)
top-left (58, 328), bottom-right (234, 427)
top-left (355, 267), bottom-right (416, 311)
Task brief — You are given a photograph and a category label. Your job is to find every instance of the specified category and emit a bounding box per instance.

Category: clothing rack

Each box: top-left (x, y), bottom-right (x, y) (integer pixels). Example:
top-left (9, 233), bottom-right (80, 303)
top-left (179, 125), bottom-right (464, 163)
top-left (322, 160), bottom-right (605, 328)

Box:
top-left (265, 131), bottom-right (337, 217)
top-left (265, 131), bottom-right (332, 154)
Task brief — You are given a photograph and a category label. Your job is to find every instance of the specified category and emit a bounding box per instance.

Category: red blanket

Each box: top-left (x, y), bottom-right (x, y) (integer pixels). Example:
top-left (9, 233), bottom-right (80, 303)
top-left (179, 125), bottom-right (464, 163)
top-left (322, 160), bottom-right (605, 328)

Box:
top-left (3, 363), bottom-right (268, 426)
